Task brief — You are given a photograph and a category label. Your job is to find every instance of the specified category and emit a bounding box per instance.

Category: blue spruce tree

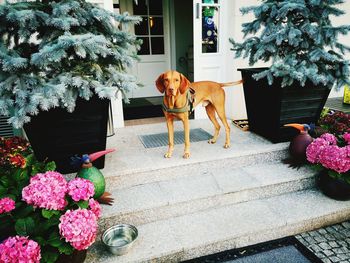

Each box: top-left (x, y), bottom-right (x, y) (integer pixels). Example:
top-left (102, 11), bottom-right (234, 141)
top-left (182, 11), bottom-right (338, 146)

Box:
top-left (0, 0), bottom-right (141, 128)
top-left (230, 0), bottom-right (350, 89)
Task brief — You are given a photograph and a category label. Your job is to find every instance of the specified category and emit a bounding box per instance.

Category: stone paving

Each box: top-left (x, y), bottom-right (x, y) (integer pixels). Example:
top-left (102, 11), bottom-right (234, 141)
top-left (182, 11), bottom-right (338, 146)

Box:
top-left (296, 221), bottom-right (350, 263)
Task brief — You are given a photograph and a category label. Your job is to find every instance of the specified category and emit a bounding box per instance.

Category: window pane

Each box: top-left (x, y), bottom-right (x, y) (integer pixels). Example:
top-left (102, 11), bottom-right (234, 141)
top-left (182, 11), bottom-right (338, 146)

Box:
top-left (151, 37), bottom-right (164, 54)
top-left (138, 37), bottom-right (150, 55)
top-left (133, 0), bottom-right (147, 15)
top-left (202, 0), bottom-right (218, 3)
top-left (202, 6), bottom-right (219, 53)
top-left (135, 17), bottom-right (149, 35)
top-left (149, 0), bottom-right (163, 15)
top-left (150, 17), bottom-right (163, 35)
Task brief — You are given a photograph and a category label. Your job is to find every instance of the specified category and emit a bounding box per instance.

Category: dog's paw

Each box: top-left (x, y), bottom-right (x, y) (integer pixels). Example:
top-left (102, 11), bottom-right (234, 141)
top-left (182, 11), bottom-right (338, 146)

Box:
top-left (183, 152), bottom-right (190, 159)
top-left (208, 138), bottom-right (217, 144)
top-left (223, 143), bottom-right (230, 149)
top-left (164, 152), bottom-right (172, 158)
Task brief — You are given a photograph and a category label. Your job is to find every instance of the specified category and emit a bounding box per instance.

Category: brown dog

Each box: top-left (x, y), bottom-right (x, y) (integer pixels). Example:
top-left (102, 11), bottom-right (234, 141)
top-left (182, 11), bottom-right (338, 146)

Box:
top-left (156, 70), bottom-right (242, 159)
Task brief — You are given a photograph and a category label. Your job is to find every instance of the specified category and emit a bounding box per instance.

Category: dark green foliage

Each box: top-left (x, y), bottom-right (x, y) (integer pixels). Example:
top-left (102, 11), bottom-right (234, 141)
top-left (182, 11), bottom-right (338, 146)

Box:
top-left (231, 0), bottom-right (350, 88)
top-left (0, 0), bottom-right (141, 128)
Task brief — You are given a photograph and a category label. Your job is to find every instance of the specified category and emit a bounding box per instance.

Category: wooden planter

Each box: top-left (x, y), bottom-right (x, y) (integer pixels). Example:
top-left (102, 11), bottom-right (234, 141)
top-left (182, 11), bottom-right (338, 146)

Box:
top-left (24, 95), bottom-right (110, 174)
top-left (238, 68), bottom-right (331, 143)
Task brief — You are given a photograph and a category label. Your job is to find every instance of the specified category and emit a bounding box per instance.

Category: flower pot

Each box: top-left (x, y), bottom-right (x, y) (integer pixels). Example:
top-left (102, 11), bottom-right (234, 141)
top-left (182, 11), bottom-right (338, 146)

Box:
top-left (57, 250), bottom-right (87, 263)
top-left (238, 68), bottom-right (331, 143)
top-left (317, 170), bottom-right (350, 201)
top-left (24, 95), bottom-right (110, 174)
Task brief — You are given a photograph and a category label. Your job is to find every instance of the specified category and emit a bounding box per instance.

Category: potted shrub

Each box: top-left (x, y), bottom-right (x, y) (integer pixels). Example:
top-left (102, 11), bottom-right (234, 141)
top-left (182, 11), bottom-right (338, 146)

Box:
top-left (0, 0), bottom-right (140, 173)
top-left (0, 136), bottom-right (102, 262)
top-left (230, 0), bottom-right (350, 143)
top-left (306, 132), bottom-right (350, 200)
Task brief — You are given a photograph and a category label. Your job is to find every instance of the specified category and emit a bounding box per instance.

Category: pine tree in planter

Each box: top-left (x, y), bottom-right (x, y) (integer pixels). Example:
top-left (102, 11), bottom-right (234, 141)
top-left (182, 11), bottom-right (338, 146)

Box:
top-left (0, 0), bottom-right (140, 172)
top-left (230, 0), bottom-right (350, 143)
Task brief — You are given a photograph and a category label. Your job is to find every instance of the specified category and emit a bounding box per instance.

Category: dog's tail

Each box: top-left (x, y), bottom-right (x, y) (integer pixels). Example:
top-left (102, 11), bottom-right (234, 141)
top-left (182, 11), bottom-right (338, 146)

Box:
top-left (220, 79), bottom-right (243, 87)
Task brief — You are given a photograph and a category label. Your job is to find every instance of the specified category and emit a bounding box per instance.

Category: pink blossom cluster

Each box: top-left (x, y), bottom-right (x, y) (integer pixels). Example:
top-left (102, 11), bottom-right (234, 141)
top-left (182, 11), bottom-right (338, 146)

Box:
top-left (0, 236), bottom-right (41, 263)
top-left (0, 197), bottom-right (15, 214)
top-left (344, 133), bottom-right (350, 144)
top-left (67, 178), bottom-right (95, 202)
top-left (306, 133), bottom-right (350, 174)
top-left (59, 209), bottom-right (98, 250)
top-left (88, 198), bottom-right (101, 218)
top-left (22, 171), bottom-right (68, 210)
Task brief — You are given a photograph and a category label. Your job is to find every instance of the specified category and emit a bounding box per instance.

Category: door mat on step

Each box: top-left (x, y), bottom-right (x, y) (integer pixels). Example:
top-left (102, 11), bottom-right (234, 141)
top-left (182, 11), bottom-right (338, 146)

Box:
top-left (232, 119), bottom-right (249, 131)
top-left (139, 128), bottom-right (212, 148)
top-left (182, 236), bottom-right (322, 263)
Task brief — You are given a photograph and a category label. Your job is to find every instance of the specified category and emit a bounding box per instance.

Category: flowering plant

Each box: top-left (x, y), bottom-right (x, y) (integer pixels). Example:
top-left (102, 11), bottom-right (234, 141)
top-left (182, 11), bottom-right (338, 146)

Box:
top-left (318, 111), bottom-right (350, 137)
top-left (0, 137), bottom-right (101, 262)
top-left (306, 133), bottom-right (350, 183)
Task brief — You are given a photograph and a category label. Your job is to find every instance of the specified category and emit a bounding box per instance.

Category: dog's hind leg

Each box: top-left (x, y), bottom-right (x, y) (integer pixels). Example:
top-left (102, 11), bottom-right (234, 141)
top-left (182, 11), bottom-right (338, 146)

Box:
top-left (214, 104), bottom-right (231, 148)
top-left (205, 103), bottom-right (221, 144)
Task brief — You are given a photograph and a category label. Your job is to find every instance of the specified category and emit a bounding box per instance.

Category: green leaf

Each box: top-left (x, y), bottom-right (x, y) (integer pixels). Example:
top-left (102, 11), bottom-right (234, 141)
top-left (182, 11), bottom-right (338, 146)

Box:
top-left (76, 200), bottom-right (89, 209)
top-left (34, 236), bottom-right (47, 246)
top-left (42, 250), bottom-right (59, 263)
top-left (13, 169), bottom-right (29, 182)
top-left (45, 161), bottom-right (56, 171)
top-left (15, 217), bottom-right (35, 236)
top-left (0, 184), bottom-right (7, 196)
top-left (0, 176), bottom-right (9, 188)
top-left (42, 209), bottom-right (60, 219)
top-left (58, 243), bottom-right (74, 255)
top-left (47, 231), bottom-right (63, 248)
top-left (13, 205), bottom-right (33, 219)
top-left (25, 153), bottom-right (35, 167)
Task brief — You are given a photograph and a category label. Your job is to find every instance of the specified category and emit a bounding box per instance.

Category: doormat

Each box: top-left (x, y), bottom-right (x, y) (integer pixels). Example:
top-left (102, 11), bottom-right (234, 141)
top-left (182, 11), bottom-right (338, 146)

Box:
top-left (139, 128), bottom-right (212, 148)
top-left (182, 236), bottom-right (322, 263)
top-left (232, 119), bottom-right (249, 131)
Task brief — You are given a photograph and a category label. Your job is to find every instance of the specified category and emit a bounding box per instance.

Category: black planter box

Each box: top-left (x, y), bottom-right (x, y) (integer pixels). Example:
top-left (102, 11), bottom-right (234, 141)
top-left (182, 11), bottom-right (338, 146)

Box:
top-left (24, 95), bottom-right (110, 174)
top-left (238, 68), bottom-right (331, 143)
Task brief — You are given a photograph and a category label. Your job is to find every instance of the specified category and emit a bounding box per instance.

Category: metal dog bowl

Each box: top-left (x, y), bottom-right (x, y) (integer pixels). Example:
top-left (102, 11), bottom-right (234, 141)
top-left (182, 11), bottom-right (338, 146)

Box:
top-left (102, 224), bottom-right (138, 256)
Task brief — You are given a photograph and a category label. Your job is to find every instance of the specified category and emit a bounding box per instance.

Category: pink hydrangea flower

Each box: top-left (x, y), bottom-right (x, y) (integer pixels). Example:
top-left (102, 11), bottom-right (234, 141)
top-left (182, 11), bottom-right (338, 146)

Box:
top-left (320, 133), bottom-right (337, 145)
top-left (88, 198), bottom-right (101, 219)
top-left (306, 137), bottom-right (329, 163)
top-left (319, 145), bottom-right (350, 174)
top-left (67, 178), bottom-right (95, 202)
top-left (22, 171), bottom-right (68, 210)
top-left (59, 209), bottom-right (98, 250)
top-left (0, 236), bottom-right (41, 263)
top-left (344, 133), bottom-right (350, 145)
top-left (0, 197), bottom-right (15, 214)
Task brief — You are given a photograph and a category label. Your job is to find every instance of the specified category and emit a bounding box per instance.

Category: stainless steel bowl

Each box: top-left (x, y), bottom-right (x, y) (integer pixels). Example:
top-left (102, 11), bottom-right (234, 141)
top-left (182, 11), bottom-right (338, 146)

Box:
top-left (101, 224), bottom-right (138, 256)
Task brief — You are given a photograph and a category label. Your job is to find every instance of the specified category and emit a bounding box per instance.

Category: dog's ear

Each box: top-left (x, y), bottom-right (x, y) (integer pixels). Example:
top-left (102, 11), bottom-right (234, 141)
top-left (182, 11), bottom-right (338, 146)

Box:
top-left (155, 73), bottom-right (165, 93)
top-left (179, 73), bottom-right (190, 94)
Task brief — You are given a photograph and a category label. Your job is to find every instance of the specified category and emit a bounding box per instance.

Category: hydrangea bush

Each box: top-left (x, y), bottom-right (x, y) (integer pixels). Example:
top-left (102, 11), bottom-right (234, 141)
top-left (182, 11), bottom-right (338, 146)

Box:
top-left (306, 133), bottom-right (350, 182)
top-left (0, 137), bottom-right (102, 262)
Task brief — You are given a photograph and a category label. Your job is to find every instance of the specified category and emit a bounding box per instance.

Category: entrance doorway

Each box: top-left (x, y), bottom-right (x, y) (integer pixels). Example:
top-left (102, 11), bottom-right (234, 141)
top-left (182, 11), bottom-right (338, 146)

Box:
top-left (120, 0), bottom-right (193, 122)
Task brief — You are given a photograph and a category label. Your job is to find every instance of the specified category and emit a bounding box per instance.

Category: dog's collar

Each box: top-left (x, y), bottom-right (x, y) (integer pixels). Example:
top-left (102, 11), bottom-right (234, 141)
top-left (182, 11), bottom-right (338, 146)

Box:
top-left (162, 88), bottom-right (195, 114)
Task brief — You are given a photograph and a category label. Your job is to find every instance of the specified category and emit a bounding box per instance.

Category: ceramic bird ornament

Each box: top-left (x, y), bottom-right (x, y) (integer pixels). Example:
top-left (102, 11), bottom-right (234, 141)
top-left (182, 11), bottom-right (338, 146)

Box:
top-left (283, 123), bottom-right (314, 167)
top-left (71, 149), bottom-right (115, 205)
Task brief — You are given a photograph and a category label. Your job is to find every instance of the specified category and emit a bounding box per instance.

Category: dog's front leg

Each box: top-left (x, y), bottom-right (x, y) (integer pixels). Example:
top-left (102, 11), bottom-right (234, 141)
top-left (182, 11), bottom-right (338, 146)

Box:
top-left (182, 116), bottom-right (190, 159)
top-left (165, 116), bottom-right (174, 158)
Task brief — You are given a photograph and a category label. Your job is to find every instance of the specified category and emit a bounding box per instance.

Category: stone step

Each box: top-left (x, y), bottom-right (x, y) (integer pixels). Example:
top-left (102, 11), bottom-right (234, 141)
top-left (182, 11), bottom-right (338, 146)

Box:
top-left (99, 162), bottom-right (315, 231)
top-left (86, 190), bottom-right (350, 263)
top-left (104, 146), bottom-right (288, 191)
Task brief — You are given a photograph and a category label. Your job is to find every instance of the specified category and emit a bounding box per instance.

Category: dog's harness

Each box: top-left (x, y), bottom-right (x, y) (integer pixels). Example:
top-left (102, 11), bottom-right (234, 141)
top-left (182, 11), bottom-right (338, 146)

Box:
top-left (162, 88), bottom-right (195, 113)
